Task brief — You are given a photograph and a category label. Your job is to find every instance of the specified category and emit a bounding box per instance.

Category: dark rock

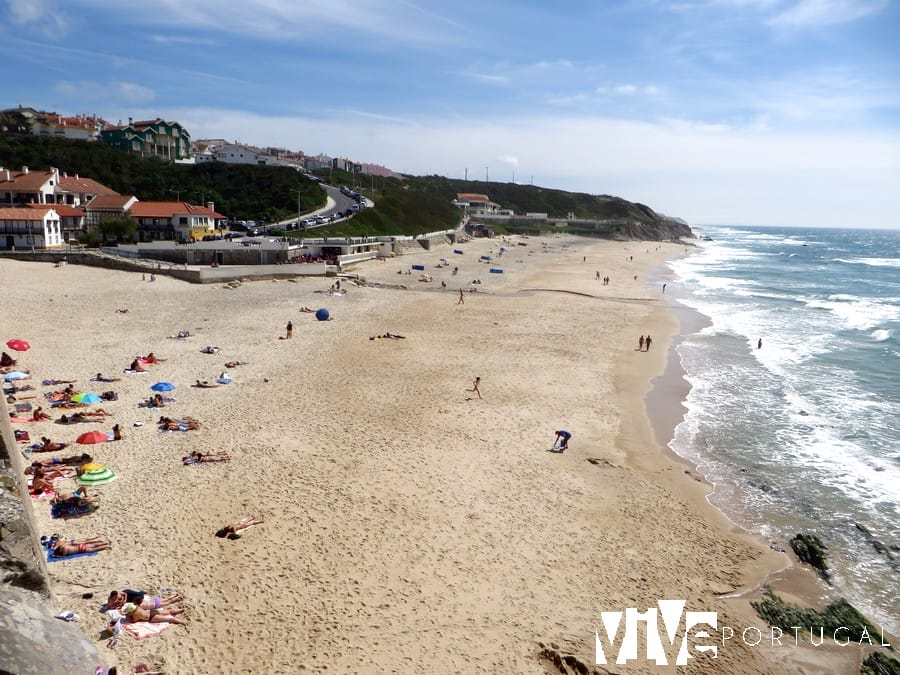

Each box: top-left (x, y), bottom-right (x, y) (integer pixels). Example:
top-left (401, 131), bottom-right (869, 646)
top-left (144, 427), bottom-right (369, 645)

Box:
top-left (789, 533), bottom-right (830, 581)
top-left (751, 589), bottom-right (881, 644)
top-left (861, 651), bottom-right (900, 675)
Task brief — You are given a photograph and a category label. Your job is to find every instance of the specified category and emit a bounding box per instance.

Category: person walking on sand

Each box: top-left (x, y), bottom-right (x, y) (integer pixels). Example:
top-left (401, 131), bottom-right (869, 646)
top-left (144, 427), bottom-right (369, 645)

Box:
top-left (758, 337), bottom-right (762, 349)
top-left (458, 288), bottom-right (465, 305)
top-left (644, 335), bottom-right (652, 351)
top-left (468, 376), bottom-right (482, 399)
top-left (285, 321), bottom-right (293, 339)
top-left (638, 335), bottom-right (645, 351)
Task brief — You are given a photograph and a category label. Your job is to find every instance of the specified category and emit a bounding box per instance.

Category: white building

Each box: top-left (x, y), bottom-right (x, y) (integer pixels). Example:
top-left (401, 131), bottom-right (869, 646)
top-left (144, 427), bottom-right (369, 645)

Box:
top-left (213, 144), bottom-right (279, 166)
top-left (0, 206), bottom-right (63, 249)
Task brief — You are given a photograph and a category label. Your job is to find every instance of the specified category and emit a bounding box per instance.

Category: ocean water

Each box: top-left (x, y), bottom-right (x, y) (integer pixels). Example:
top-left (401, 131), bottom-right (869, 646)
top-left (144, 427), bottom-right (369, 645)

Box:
top-left (666, 225), bottom-right (900, 633)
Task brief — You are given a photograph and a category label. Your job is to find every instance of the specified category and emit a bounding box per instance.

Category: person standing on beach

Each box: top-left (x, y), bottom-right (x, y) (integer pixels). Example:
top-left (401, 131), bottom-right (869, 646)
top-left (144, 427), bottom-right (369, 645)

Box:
top-left (638, 335), bottom-right (645, 351)
top-left (468, 377), bottom-right (482, 399)
top-left (758, 338), bottom-right (763, 349)
top-left (285, 321), bottom-right (293, 339)
top-left (458, 289), bottom-right (465, 305)
top-left (645, 335), bottom-right (652, 351)
top-left (662, 283), bottom-right (667, 293)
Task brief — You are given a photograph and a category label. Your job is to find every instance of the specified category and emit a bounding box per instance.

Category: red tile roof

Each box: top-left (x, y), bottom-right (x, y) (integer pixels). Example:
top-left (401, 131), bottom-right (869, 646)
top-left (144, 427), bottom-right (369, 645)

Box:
top-left (57, 174), bottom-right (118, 195)
top-left (86, 194), bottom-right (135, 210)
top-left (128, 201), bottom-right (225, 219)
top-left (456, 193), bottom-right (490, 202)
top-left (27, 203), bottom-right (83, 217)
top-left (0, 207), bottom-right (56, 220)
top-left (0, 169), bottom-right (54, 191)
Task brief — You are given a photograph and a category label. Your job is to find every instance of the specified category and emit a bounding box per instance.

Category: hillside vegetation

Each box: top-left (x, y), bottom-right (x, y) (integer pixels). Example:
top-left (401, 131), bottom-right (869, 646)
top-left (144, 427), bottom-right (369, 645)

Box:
top-left (0, 135), bottom-right (324, 222)
top-left (1, 135), bottom-right (691, 240)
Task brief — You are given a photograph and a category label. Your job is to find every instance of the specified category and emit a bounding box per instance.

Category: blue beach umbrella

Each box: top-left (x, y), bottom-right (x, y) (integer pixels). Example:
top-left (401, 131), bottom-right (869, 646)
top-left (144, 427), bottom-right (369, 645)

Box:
top-left (72, 392), bottom-right (102, 404)
top-left (315, 308), bottom-right (330, 321)
top-left (3, 371), bottom-right (28, 380)
top-left (150, 381), bottom-right (175, 392)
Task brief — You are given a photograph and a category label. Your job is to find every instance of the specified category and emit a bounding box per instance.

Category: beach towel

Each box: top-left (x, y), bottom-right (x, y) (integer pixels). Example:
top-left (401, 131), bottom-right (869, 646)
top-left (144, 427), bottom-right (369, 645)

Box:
top-left (9, 416), bottom-right (36, 423)
top-left (15, 402), bottom-right (33, 413)
top-left (123, 620), bottom-right (173, 640)
top-left (123, 369), bottom-right (149, 375)
top-left (45, 544), bottom-right (98, 563)
top-left (14, 430), bottom-right (30, 442)
top-left (51, 500), bottom-right (98, 519)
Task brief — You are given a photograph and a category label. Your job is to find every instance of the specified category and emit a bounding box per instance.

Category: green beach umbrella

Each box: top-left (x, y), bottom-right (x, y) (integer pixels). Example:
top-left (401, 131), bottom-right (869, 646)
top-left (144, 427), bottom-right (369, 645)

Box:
top-left (76, 464), bottom-right (118, 486)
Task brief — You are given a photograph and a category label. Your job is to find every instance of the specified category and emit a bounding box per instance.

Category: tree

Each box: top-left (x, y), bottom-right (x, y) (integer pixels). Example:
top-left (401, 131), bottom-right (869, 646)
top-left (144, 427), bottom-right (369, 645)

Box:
top-left (98, 215), bottom-right (138, 243)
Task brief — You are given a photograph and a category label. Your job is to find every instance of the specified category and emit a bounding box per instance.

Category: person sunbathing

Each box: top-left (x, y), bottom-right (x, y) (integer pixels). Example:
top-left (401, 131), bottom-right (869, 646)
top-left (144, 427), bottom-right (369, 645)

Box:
top-left (121, 602), bottom-right (188, 625)
top-left (28, 461), bottom-right (74, 480)
top-left (0, 351), bottom-right (15, 368)
top-left (193, 380), bottom-right (220, 388)
top-left (51, 537), bottom-right (111, 557)
top-left (143, 352), bottom-right (166, 364)
top-left (59, 412), bottom-right (99, 424)
top-left (183, 451), bottom-right (231, 465)
top-left (158, 416), bottom-right (200, 431)
top-left (38, 436), bottom-right (68, 452)
top-left (299, 307), bottom-right (315, 313)
top-left (29, 469), bottom-right (56, 495)
top-left (31, 406), bottom-right (51, 421)
top-left (55, 486), bottom-right (98, 505)
top-left (93, 373), bottom-right (120, 383)
top-left (215, 516), bottom-right (264, 539)
top-left (28, 453), bottom-right (91, 471)
top-left (200, 346), bottom-right (220, 354)
top-left (224, 361), bottom-right (248, 368)
top-left (100, 391), bottom-right (118, 401)
top-left (129, 359), bottom-right (146, 372)
top-left (107, 589), bottom-right (184, 611)
top-left (80, 408), bottom-right (112, 418)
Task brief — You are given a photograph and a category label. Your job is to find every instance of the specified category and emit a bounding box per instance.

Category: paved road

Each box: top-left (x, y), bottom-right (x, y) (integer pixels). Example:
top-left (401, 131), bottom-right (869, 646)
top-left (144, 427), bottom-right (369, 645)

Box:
top-left (271, 183), bottom-right (368, 232)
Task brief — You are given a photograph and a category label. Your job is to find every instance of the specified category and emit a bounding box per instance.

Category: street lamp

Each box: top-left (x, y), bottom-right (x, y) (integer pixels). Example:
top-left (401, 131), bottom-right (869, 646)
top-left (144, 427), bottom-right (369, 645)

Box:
top-left (168, 187), bottom-right (186, 202)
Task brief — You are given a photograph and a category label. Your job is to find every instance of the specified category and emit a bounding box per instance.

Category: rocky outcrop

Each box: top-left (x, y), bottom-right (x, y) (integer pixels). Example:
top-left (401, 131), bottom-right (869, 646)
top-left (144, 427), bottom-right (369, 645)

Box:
top-left (0, 589), bottom-right (103, 674)
top-left (789, 532), bottom-right (830, 581)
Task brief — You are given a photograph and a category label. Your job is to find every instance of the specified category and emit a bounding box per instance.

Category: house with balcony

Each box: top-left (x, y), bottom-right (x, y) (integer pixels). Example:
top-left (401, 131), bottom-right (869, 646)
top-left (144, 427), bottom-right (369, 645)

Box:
top-left (0, 207), bottom-right (63, 250)
top-left (127, 201), bottom-right (226, 242)
top-left (101, 118), bottom-right (192, 161)
top-left (28, 203), bottom-right (86, 243)
top-left (453, 193), bottom-right (501, 215)
top-left (84, 194), bottom-right (140, 227)
top-left (0, 166), bottom-right (118, 208)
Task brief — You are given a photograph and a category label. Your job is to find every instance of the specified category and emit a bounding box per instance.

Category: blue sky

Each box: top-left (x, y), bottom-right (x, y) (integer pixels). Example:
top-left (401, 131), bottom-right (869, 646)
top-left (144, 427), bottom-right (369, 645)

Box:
top-left (2, 0), bottom-right (899, 228)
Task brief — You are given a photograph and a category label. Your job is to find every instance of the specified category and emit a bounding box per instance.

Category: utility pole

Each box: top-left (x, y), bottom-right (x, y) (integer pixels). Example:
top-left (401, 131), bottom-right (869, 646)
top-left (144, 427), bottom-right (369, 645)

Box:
top-left (485, 166), bottom-right (489, 182)
top-left (465, 167), bottom-right (468, 181)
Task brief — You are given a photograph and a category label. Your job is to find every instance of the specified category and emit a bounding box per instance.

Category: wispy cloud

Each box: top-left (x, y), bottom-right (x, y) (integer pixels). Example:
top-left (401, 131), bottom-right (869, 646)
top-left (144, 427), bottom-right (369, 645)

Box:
top-left (465, 72), bottom-right (511, 85)
top-left (768, 0), bottom-right (889, 26)
top-left (54, 80), bottom-right (156, 104)
top-left (150, 34), bottom-right (217, 46)
top-left (8, 0), bottom-right (66, 36)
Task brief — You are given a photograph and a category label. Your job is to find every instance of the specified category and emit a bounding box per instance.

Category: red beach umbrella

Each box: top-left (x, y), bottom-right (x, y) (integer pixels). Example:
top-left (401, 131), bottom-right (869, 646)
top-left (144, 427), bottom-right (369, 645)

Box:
top-left (76, 430), bottom-right (109, 445)
top-left (6, 339), bottom-right (30, 352)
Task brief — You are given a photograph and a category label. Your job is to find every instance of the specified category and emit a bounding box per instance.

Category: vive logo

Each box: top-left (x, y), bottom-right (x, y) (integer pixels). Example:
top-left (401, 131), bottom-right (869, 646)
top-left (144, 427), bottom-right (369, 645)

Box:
top-left (595, 600), bottom-right (718, 666)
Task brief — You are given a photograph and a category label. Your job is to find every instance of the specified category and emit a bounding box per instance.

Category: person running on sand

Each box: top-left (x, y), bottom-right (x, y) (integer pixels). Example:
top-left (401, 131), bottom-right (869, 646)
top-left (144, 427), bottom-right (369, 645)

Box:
top-left (51, 537), bottom-right (111, 557)
top-left (468, 376), bottom-right (483, 399)
top-left (216, 516), bottom-right (264, 539)
top-left (458, 288), bottom-right (465, 305)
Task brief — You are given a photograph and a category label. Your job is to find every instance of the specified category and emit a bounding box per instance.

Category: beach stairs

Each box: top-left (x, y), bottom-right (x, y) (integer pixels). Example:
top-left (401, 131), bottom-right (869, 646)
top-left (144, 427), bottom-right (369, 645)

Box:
top-left (395, 239), bottom-right (427, 255)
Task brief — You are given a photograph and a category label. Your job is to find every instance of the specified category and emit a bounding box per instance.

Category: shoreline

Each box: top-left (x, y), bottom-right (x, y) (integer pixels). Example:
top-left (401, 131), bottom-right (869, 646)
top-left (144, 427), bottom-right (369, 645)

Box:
top-left (2, 235), bottom-right (880, 673)
top-left (641, 253), bottom-right (896, 671)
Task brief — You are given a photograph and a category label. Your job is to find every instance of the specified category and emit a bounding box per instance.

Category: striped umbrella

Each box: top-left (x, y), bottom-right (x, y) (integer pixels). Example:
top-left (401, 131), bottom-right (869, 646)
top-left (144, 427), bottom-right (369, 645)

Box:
top-left (76, 464), bottom-right (118, 486)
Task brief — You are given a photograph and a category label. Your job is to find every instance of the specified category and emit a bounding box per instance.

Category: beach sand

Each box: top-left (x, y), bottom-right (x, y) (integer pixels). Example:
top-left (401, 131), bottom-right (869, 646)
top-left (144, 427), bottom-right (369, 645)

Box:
top-left (1, 236), bottom-right (855, 673)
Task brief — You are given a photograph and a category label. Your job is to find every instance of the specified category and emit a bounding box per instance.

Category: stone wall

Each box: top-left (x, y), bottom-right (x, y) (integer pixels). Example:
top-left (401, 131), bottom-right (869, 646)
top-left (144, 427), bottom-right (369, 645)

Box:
top-left (1, 403), bottom-right (103, 673)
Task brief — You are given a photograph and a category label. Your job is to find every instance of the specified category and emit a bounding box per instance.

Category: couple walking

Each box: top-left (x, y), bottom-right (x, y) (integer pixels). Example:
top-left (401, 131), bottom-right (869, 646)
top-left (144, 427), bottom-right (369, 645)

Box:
top-left (638, 335), bottom-right (652, 352)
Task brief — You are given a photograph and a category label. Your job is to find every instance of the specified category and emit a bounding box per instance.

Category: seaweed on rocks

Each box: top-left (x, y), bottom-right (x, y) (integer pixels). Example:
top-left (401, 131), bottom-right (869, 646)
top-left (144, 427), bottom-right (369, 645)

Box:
top-left (790, 532), bottom-right (830, 581)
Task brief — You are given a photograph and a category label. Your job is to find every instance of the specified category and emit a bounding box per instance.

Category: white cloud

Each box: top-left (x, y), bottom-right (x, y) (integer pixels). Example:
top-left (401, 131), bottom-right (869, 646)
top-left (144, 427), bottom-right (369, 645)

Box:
top-left (8, 0), bottom-right (66, 35)
top-left (768, 0), bottom-right (889, 27)
top-left (160, 106), bottom-right (900, 228)
top-left (465, 72), bottom-right (510, 85)
top-left (53, 80), bottom-right (155, 104)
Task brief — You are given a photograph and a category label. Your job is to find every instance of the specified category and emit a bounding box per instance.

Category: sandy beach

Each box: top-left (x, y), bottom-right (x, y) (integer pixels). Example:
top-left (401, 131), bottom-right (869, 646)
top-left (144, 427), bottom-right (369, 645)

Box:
top-left (2, 235), bottom-right (854, 674)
